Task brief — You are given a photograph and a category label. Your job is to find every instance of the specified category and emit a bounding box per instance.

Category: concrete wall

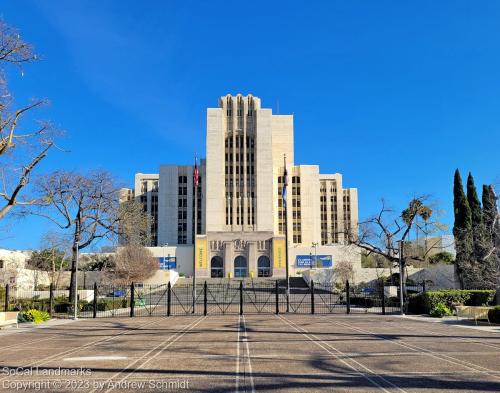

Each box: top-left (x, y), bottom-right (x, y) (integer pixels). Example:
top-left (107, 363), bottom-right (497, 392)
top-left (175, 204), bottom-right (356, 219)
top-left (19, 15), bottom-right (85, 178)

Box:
top-left (256, 109), bottom-right (274, 232)
top-left (206, 107), bottom-right (225, 232)
top-left (158, 165), bottom-right (179, 245)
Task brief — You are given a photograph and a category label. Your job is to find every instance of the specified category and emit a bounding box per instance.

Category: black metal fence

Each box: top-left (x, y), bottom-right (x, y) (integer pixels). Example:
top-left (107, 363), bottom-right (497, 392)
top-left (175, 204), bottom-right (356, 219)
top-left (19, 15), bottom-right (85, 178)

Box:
top-left (3, 280), bottom-right (403, 318)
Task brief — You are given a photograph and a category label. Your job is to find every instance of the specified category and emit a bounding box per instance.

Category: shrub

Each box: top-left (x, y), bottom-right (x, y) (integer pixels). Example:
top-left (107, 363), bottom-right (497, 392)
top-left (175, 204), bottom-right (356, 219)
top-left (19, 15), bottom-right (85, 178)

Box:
top-left (349, 297), bottom-right (374, 308)
top-left (430, 303), bottom-right (452, 318)
top-left (488, 306), bottom-right (500, 324)
top-left (428, 251), bottom-right (455, 265)
top-left (19, 309), bottom-right (50, 323)
top-left (408, 290), bottom-right (495, 314)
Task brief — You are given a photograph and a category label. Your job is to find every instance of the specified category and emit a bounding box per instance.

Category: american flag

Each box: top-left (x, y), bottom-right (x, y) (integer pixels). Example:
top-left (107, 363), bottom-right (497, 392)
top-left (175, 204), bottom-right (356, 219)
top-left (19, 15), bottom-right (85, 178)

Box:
top-left (282, 166), bottom-right (288, 203)
top-left (193, 157), bottom-right (199, 187)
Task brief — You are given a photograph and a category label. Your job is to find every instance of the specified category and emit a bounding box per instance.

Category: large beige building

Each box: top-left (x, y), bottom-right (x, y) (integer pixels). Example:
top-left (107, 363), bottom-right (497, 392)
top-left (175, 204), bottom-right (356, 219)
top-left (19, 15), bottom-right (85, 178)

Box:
top-left (121, 94), bottom-right (358, 278)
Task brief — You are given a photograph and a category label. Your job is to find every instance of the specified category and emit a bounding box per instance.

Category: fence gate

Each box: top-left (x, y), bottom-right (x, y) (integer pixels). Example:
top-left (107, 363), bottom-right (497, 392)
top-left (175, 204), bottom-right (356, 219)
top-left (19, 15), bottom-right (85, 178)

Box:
top-left (3, 279), bottom-right (404, 318)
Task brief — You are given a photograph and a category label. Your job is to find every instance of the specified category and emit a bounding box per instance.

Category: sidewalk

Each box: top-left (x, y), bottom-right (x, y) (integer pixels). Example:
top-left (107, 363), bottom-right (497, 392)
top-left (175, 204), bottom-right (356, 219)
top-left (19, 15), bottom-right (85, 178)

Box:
top-left (0, 318), bottom-right (75, 337)
top-left (399, 314), bottom-right (500, 333)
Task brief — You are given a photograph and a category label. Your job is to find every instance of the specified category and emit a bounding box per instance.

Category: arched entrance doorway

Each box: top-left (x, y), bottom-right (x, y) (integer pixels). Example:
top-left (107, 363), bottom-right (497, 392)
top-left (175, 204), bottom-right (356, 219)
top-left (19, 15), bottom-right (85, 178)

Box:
top-left (257, 256), bottom-right (271, 277)
top-left (211, 256), bottom-right (224, 278)
top-left (234, 256), bottom-right (247, 278)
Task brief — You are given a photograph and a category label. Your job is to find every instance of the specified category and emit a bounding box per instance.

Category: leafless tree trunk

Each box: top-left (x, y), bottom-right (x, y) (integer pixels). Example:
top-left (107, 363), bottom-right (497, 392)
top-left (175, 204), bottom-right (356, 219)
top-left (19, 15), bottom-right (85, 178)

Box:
top-left (0, 19), bottom-right (58, 219)
top-left (32, 170), bottom-right (136, 301)
top-left (347, 197), bottom-right (445, 296)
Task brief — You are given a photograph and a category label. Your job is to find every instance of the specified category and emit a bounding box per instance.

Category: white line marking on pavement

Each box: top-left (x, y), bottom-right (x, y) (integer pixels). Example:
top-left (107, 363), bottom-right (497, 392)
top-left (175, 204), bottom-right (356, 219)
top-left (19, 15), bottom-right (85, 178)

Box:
top-left (326, 317), bottom-right (500, 380)
top-left (0, 317), bottom-right (171, 383)
top-left (97, 316), bottom-right (207, 393)
top-left (235, 314), bottom-right (241, 393)
top-left (277, 315), bottom-right (407, 393)
top-left (396, 321), bottom-right (500, 350)
top-left (63, 356), bottom-right (128, 362)
top-left (242, 315), bottom-right (256, 393)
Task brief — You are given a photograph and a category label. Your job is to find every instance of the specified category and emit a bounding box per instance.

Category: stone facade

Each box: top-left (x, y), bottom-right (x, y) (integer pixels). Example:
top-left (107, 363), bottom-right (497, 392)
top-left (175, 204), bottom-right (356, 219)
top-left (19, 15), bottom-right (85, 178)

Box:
top-left (121, 94), bottom-right (359, 278)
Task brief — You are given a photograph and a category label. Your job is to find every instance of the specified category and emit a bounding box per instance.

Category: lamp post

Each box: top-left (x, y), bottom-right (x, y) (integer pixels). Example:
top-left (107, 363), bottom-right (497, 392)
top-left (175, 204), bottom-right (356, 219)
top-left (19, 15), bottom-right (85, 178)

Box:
top-left (312, 242), bottom-right (318, 269)
top-left (73, 240), bottom-right (79, 320)
top-left (397, 240), bottom-right (405, 316)
top-left (162, 243), bottom-right (169, 270)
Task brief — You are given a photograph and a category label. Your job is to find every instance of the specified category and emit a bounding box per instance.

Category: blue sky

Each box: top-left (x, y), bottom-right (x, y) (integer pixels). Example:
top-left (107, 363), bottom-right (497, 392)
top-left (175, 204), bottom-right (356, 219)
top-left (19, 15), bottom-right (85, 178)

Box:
top-left (1, 1), bottom-right (499, 250)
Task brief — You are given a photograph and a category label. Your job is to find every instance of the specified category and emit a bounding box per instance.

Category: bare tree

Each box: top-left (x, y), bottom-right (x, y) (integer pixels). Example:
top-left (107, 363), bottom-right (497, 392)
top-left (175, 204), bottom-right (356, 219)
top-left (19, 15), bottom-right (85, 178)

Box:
top-left (40, 231), bottom-right (71, 287)
top-left (333, 259), bottom-right (354, 284)
top-left (348, 197), bottom-right (445, 293)
top-left (32, 170), bottom-right (131, 301)
top-left (0, 19), bottom-right (58, 219)
top-left (116, 199), bottom-right (151, 247)
top-left (103, 245), bottom-right (157, 286)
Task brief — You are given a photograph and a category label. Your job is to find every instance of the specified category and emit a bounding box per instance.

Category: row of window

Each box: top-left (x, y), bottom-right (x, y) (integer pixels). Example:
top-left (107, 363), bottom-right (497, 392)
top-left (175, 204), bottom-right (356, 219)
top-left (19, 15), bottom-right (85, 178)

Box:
top-left (140, 180), bottom-right (158, 193)
top-left (225, 136), bottom-right (255, 149)
top-left (225, 166), bottom-right (255, 175)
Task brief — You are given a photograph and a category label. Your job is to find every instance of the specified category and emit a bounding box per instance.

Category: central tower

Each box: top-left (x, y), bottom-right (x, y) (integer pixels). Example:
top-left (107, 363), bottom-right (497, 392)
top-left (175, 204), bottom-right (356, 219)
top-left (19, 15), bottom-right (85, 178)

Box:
top-left (206, 94), bottom-right (284, 233)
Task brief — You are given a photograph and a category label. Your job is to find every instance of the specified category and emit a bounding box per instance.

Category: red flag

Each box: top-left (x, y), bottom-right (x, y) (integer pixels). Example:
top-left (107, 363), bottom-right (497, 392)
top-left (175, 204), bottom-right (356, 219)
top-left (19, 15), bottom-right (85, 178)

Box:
top-left (193, 158), bottom-right (199, 187)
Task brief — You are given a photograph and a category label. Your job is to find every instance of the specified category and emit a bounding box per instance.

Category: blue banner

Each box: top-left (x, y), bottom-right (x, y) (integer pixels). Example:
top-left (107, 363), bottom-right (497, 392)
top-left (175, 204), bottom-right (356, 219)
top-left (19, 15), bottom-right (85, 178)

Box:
top-left (296, 255), bottom-right (332, 268)
top-left (158, 256), bottom-right (177, 270)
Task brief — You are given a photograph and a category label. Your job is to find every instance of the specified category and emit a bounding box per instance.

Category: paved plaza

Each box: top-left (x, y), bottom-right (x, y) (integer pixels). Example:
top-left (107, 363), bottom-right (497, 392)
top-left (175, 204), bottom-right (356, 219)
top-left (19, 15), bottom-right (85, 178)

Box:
top-left (0, 315), bottom-right (499, 392)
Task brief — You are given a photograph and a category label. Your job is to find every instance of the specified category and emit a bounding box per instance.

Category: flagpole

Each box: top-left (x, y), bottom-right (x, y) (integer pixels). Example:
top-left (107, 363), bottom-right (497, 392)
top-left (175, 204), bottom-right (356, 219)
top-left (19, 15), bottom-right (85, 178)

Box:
top-left (192, 156), bottom-right (198, 313)
top-left (284, 154), bottom-right (290, 312)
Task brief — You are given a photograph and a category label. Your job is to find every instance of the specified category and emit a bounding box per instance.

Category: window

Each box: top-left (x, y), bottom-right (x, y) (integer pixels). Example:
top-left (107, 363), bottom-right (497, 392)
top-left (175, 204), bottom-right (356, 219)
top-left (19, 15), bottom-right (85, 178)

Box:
top-left (257, 256), bottom-right (271, 277)
top-left (234, 256), bottom-right (247, 278)
top-left (211, 256), bottom-right (224, 278)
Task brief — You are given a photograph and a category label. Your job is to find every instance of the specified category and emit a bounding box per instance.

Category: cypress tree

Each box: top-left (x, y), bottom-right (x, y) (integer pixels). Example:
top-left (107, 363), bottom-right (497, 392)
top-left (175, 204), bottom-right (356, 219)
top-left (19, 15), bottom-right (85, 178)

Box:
top-left (466, 173), bottom-right (485, 254)
top-left (482, 185), bottom-right (497, 242)
top-left (453, 169), bottom-right (474, 288)
top-left (482, 185), bottom-right (500, 289)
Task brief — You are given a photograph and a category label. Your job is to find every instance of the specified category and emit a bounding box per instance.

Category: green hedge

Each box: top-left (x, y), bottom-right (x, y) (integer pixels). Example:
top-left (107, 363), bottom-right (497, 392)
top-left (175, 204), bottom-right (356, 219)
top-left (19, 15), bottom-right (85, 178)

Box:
top-left (81, 298), bottom-right (130, 312)
top-left (488, 306), bottom-right (500, 324)
top-left (408, 290), bottom-right (495, 314)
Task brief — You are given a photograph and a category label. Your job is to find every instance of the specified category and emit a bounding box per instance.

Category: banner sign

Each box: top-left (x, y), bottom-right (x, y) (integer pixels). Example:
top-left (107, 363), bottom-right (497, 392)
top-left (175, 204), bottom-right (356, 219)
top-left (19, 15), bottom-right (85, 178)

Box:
top-left (296, 255), bottom-right (332, 268)
top-left (195, 238), bottom-right (207, 270)
top-left (157, 257), bottom-right (176, 270)
top-left (273, 238), bottom-right (286, 269)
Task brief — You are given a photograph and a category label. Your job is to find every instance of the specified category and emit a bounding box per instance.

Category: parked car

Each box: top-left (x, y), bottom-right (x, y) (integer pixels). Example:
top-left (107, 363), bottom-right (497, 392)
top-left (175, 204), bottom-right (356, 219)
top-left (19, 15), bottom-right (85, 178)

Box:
top-left (107, 289), bottom-right (126, 297)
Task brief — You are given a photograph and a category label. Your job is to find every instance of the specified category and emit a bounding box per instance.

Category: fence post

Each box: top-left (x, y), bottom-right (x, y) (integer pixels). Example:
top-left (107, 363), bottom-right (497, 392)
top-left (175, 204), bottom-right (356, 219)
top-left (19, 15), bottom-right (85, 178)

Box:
top-left (311, 281), bottom-right (315, 315)
top-left (4, 284), bottom-right (9, 312)
top-left (93, 282), bottom-right (98, 318)
top-left (275, 280), bottom-right (279, 314)
top-left (149, 286), bottom-right (152, 315)
top-left (49, 283), bottom-right (54, 317)
top-left (346, 280), bottom-right (350, 315)
top-left (130, 282), bottom-right (135, 317)
top-left (204, 281), bottom-right (207, 316)
top-left (381, 285), bottom-right (386, 315)
top-left (167, 281), bottom-right (171, 317)
top-left (239, 281), bottom-right (243, 316)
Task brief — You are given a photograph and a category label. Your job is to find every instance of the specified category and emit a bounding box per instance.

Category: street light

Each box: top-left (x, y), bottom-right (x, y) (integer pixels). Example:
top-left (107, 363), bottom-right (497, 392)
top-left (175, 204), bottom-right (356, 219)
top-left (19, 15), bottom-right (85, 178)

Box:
top-left (162, 243), bottom-right (169, 270)
top-left (311, 242), bottom-right (318, 269)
